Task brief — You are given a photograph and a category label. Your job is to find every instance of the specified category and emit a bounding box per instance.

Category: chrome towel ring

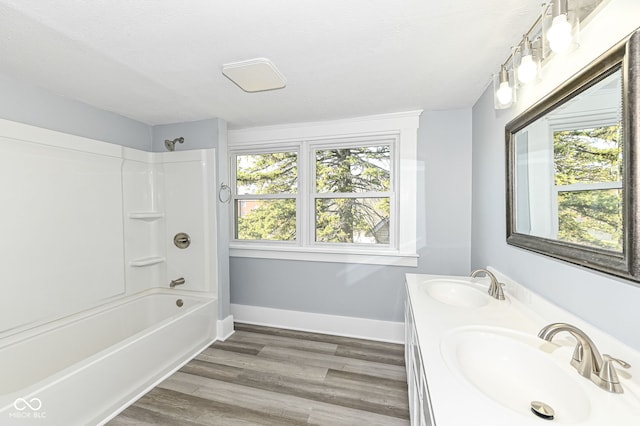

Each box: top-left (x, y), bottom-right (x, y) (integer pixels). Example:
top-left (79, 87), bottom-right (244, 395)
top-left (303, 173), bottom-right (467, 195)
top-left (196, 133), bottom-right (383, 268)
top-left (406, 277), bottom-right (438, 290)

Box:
top-left (218, 182), bottom-right (231, 203)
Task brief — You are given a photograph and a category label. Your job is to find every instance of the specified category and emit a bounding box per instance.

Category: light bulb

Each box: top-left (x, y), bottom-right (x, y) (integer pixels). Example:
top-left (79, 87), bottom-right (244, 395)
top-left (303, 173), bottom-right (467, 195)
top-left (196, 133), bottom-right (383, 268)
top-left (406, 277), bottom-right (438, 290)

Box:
top-left (546, 14), bottom-right (573, 53)
top-left (517, 54), bottom-right (538, 84)
top-left (496, 81), bottom-right (513, 105)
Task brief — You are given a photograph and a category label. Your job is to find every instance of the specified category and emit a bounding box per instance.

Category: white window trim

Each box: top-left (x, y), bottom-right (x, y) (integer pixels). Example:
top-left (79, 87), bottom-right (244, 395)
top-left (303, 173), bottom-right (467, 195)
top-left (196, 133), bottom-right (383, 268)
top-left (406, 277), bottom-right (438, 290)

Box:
top-left (547, 112), bottom-right (622, 237)
top-left (227, 110), bottom-right (421, 266)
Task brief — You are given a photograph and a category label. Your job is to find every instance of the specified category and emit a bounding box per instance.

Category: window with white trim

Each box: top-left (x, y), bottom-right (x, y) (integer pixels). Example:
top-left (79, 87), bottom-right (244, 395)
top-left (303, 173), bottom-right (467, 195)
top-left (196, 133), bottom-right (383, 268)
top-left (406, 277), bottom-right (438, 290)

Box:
top-left (235, 150), bottom-right (298, 241)
top-left (227, 111), bottom-right (421, 266)
top-left (312, 141), bottom-right (392, 245)
top-left (551, 120), bottom-right (623, 251)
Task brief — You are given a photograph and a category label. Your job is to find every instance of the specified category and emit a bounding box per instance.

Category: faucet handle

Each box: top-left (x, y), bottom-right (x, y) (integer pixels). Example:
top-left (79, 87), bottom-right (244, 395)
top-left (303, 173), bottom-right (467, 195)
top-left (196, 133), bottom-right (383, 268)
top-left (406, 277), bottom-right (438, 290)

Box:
top-left (597, 354), bottom-right (631, 393)
top-left (569, 343), bottom-right (592, 375)
top-left (572, 342), bottom-right (584, 363)
top-left (608, 355), bottom-right (631, 368)
top-left (600, 354), bottom-right (631, 376)
top-left (492, 281), bottom-right (505, 300)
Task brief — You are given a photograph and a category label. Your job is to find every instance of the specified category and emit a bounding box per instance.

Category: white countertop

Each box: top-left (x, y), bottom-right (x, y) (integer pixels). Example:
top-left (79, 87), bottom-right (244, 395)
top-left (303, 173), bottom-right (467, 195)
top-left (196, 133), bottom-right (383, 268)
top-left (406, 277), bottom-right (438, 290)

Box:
top-left (405, 268), bottom-right (640, 426)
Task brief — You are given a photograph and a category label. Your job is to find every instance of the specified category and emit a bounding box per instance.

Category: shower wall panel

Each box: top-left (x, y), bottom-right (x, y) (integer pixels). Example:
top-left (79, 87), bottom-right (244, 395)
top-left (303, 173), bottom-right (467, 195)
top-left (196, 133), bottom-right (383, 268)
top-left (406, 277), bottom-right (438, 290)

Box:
top-left (0, 119), bottom-right (125, 334)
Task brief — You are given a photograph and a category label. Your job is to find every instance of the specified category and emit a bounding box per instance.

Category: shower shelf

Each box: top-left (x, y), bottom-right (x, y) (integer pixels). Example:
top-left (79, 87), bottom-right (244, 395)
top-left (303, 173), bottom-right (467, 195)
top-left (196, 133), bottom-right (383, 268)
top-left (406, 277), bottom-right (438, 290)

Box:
top-left (129, 256), bottom-right (165, 267)
top-left (128, 212), bottom-right (164, 221)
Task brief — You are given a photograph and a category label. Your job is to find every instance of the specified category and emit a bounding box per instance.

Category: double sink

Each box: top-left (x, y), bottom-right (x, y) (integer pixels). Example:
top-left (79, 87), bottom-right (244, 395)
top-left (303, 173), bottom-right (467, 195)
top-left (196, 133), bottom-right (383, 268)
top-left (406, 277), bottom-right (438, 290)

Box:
top-left (406, 273), bottom-right (640, 425)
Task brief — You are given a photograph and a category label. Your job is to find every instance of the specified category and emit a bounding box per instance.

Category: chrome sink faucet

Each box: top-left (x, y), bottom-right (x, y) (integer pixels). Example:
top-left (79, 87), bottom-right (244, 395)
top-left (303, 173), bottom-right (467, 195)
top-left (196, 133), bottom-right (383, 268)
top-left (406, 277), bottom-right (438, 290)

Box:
top-left (470, 269), bottom-right (505, 300)
top-left (538, 323), bottom-right (631, 393)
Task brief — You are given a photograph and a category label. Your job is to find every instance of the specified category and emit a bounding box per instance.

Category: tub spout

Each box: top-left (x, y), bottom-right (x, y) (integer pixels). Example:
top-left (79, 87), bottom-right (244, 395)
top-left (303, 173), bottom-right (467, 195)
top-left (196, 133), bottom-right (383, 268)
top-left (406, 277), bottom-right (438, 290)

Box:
top-left (170, 277), bottom-right (186, 288)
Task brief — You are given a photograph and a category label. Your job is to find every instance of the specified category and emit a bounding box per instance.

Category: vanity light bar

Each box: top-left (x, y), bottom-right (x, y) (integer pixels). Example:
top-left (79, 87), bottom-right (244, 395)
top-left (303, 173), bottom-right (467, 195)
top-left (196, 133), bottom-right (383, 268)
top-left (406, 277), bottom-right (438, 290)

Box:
top-left (493, 0), bottom-right (602, 110)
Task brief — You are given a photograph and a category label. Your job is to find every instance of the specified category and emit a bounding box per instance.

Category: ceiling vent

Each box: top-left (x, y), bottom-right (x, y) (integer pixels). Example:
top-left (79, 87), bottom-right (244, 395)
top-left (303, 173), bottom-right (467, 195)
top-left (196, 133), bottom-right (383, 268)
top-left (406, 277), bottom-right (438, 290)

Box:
top-left (222, 58), bottom-right (286, 93)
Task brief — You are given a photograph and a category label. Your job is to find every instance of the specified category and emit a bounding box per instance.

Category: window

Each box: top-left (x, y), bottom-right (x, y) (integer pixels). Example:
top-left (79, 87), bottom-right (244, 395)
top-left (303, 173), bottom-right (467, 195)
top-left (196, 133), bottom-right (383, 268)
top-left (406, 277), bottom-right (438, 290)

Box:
top-left (313, 143), bottom-right (392, 245)
top-left (228, 111), bottom-right (421, 266)
top-left (235, 151), bottom-right (298, 241)
top-left (552, 124), bottom-right (623, 251)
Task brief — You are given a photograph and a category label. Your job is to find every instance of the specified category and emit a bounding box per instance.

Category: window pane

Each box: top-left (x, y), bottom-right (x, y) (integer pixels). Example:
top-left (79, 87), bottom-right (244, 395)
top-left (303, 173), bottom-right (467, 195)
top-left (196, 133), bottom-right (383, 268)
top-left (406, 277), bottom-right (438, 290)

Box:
top-left (554, 125), bottom-right (622, 185)
top-left (236, 152), bottom-right (297, 195)
top-left (315, 146), bottom-right (390, 193)
top-left (235, 199), bottom-right (296, 241)
top-left (315, 197), bottom-right (390, 244)
top-left (557, 188), bottom-right (623, 251)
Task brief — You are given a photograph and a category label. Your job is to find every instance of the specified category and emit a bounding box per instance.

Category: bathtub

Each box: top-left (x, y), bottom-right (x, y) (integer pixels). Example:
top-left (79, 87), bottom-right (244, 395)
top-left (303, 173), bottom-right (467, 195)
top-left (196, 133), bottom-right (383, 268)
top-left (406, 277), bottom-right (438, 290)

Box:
top-left (0, 289), bottom-right (218, 426)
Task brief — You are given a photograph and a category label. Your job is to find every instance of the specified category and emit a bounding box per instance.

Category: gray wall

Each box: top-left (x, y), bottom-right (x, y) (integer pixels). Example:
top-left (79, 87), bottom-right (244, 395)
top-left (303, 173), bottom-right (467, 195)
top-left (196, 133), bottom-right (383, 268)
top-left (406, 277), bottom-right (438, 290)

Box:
top-left (230, 109), bottom-right (473, 322)
top-left (151, 119), bottom-right (220, 152)
top-left (471, 84), bottom-right (640, 351)
top-left (0, 73), bottom-right (150, 150)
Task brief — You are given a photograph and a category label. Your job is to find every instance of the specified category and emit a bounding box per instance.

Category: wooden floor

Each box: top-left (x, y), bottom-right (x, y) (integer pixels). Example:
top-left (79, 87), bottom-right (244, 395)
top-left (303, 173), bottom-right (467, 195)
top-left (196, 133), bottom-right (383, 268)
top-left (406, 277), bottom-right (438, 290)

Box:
top-left (108, 323), bottom-right (409, 426)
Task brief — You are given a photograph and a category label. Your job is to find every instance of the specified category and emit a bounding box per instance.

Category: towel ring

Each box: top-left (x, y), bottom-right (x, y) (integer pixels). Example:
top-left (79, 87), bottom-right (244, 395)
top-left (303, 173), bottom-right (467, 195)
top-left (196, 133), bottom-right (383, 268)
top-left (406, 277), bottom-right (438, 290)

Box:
top-left (218, 182), bottom-right (232, 203)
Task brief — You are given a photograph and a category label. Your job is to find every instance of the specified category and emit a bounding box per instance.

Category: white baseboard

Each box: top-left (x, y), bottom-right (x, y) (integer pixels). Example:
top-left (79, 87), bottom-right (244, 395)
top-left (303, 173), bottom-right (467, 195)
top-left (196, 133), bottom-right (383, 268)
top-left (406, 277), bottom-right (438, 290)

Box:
top-left (216, 314), bottom-right (235, 341)
top-left (230, 304), bottom-right (404, 343)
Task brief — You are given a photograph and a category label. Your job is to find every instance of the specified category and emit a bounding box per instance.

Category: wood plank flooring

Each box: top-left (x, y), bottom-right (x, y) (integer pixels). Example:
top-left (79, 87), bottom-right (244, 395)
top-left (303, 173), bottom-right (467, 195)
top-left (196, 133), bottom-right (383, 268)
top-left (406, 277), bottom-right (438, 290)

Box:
top-left (108, 323), bottom-right (409, 426)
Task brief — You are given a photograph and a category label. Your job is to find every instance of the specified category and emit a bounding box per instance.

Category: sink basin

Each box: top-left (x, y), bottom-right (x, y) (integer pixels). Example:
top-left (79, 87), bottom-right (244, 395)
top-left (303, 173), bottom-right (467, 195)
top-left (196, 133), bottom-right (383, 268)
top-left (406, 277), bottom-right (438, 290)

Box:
top-left (420, 279), bottom-right (489, 307)
top-left (441, 327), bottom-right (591, 423)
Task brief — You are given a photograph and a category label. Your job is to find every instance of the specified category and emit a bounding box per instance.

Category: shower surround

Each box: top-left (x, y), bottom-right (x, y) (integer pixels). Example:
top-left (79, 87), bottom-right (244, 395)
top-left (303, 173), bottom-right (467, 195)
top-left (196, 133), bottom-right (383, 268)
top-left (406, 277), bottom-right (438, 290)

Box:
top-left (0, 119), bottom-right (221, 425)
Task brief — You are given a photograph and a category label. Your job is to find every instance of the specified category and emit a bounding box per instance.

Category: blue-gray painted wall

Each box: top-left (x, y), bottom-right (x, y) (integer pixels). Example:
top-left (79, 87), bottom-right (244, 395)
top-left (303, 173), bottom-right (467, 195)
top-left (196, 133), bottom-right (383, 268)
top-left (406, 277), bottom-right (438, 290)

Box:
top-left (151, 119), bottom-right (220, 152)
top-left (0, 73), bottom-right (151, 150)
top-left (229, 109), bottom-right (474, 322)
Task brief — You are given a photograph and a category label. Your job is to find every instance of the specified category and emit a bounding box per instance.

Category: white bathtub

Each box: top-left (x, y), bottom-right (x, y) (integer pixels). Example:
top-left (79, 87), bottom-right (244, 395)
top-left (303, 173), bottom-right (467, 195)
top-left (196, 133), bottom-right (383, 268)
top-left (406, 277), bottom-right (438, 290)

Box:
top-left (0, 289), bottom-right (218, 425)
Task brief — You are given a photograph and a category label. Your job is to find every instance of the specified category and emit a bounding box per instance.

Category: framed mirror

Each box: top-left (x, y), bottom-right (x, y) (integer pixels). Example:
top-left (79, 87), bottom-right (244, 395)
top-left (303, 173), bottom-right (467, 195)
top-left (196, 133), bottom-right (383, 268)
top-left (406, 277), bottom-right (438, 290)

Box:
top-left (506, 29), bottom-right (640, 282)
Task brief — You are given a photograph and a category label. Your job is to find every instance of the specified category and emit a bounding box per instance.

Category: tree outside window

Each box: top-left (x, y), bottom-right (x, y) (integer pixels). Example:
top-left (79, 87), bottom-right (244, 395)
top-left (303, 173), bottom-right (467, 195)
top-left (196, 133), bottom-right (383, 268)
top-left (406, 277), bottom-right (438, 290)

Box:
top-left (554, 124), bottom-right (623, 251)
top-left (235, 151), bottom-right (297, 241)
top-left (233, 143), bottom-right (393, 246)
top-left (314, 146), bottom-right (391, 244)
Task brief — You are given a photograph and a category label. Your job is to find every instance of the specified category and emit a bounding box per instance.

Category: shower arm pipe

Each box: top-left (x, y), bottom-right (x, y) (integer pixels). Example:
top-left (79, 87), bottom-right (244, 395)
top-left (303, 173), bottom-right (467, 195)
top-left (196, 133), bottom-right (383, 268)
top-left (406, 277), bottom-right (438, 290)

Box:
top-left (164, 137), bottom-right (185, 151)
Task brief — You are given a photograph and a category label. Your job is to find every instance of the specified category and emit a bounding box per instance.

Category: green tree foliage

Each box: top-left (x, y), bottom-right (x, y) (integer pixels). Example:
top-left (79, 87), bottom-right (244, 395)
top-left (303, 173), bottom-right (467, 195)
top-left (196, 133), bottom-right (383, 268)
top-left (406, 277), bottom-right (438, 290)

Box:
top-left (235, 146), bottom-right (391, 244)
top-left (236, 152), bottom-right (297, 241)
top-left (315, 146), bottom-right (390, 244)
top-left (554, 125), bottom-right (623, 251)
top-left (236, 152), bottom-right (298, 194)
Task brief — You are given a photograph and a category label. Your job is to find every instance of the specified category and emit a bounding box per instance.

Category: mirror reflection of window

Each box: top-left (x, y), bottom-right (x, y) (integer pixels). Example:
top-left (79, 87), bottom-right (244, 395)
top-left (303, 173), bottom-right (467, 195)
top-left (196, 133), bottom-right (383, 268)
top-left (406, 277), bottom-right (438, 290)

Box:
top-left (553, 123), bottom-right (623, 251)
top-left (514, 67), bottom-right (623, 252)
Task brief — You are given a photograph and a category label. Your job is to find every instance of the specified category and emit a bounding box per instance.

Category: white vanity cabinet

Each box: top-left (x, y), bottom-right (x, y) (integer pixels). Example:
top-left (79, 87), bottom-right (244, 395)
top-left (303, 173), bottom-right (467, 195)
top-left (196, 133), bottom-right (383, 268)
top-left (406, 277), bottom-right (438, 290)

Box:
top-left (404, 272), bottom-right (640, 425)
top-left (405, 287), bottom-right (436, 426)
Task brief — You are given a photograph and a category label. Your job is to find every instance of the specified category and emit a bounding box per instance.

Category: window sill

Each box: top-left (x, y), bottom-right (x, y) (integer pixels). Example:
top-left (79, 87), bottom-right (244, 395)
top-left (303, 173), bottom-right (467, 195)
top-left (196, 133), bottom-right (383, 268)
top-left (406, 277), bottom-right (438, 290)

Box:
top-left (229, 244), bottom-right (419, 267)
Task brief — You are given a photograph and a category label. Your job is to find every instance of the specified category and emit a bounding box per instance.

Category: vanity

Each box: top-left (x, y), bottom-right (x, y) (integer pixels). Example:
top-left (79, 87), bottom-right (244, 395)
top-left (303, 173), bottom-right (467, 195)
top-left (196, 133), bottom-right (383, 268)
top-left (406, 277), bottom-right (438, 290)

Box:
top-left (404, 269), bottom-right (640, 425)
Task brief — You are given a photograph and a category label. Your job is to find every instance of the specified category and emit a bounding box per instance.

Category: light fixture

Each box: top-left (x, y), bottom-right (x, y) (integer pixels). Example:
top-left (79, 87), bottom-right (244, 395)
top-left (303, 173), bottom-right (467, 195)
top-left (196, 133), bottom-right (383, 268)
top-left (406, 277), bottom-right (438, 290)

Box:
top-left (491, 0), bottom-right (600, 110)
top-left (222, 58), bottom-right (287, 93)
top-left (494, 65), bottom-right (516, 109)
top-left (543, 0), bottom-right (579, 54)
top-left (516, 35), bottom-right (540, 84)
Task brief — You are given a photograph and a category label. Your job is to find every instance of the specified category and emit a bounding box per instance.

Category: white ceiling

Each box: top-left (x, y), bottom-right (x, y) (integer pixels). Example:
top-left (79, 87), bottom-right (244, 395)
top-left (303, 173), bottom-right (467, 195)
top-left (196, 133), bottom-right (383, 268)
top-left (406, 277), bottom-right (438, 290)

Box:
top-left (0, 0), bottom-right (542, 128)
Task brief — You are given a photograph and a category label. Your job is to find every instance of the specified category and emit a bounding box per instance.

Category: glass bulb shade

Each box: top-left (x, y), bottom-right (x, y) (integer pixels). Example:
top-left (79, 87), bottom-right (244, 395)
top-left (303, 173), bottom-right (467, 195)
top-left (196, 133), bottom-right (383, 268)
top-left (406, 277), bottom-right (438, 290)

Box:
top-left (493, 68), bottom-right (515, 109)
top-left (496, 81), bottom-right (513, 105)
top-left (517, 54), bottom-right (538, 84)
top-left (547, 14), bottom-right (573, 53)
